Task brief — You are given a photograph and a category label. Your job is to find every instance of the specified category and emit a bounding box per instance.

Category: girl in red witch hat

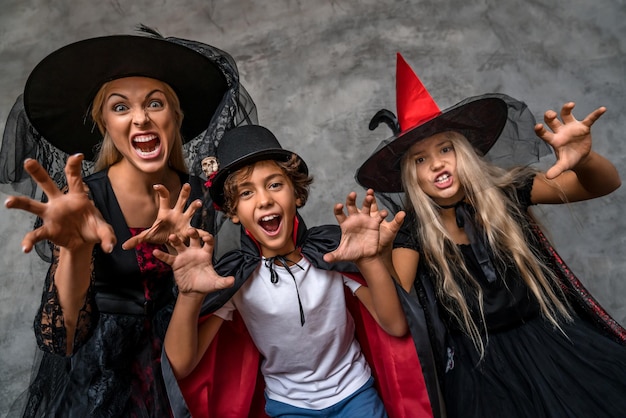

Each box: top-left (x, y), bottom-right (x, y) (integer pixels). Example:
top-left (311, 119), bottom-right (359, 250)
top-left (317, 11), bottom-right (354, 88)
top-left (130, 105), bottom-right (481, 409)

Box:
top-left (350, 53), bottom-right (626, 417)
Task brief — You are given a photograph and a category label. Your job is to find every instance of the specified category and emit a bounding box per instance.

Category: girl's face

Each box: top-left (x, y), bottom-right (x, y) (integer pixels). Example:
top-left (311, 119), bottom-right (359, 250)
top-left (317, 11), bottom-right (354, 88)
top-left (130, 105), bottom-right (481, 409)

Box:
top-left (230, 160), bottom-right (302, 258)
top-left (406, 132), bottom-right (465, 206)
top-left (100, 76), bottom-right (177, 174)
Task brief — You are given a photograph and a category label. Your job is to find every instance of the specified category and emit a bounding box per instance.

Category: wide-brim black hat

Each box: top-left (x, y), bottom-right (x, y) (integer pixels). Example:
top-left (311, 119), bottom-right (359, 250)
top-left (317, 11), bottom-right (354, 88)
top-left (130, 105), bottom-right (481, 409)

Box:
top-left (208, 125), bottom-right (308, 208)
top-left (23, 35), bottom-right (229, 160)
top-left (355, 53), bottom-right (508, 193)
top-left (356, 97), bottom-right (508, 192)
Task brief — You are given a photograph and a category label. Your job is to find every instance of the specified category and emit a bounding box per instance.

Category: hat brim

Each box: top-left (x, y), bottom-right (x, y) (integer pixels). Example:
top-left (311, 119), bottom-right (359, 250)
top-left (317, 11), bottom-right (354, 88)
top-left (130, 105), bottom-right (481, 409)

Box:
top-left (209, 149), bottom-right (309, 208)
top-left (24, 35), bottom-right (229, 161)
top-left (356, 97), bottom-right (508, 193)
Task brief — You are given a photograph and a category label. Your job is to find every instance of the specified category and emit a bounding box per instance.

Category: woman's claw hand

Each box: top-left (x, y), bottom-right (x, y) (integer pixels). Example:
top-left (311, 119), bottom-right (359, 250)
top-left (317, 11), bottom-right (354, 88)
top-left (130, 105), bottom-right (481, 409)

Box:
top-left (122, 183), bottom-right (201, 249)
top-left (5, 154), bottom-right (116, 253)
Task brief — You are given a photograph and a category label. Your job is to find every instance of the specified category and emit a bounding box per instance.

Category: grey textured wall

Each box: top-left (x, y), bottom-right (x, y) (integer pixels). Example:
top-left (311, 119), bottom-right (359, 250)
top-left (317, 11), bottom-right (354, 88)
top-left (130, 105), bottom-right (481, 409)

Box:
top-left (1, 0), bottom-right (625, 413)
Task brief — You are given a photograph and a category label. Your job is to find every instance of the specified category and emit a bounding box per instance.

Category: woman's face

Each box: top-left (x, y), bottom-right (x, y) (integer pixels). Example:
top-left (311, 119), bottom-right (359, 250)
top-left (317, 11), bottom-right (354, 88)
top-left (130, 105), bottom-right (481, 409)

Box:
top-left (100, 76), bottom-right (178, 174)
top-left (406, 132), bottom-right (465, 206)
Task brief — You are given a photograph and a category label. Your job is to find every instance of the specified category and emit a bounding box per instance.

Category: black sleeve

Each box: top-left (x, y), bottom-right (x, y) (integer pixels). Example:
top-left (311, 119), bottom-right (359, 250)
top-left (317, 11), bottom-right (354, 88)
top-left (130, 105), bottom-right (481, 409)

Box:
top-left (393, 210), bottom-right (420, 251)
top-left (34, 246), bottom-right (97, 356)
top-left (515, 172), bottom-right (537, 210)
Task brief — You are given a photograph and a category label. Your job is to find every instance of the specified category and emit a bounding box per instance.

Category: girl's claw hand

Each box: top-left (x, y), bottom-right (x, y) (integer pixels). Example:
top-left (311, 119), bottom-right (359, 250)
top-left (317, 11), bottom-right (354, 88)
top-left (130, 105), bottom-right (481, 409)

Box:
top-left (121, 183), bottom-right (201, 249)
top-left (5, 154), bottom-right (116, 253)
top-left (534, 102), bottom-right (606, 179)
top-left (153, 228), bottom-right (234, 295)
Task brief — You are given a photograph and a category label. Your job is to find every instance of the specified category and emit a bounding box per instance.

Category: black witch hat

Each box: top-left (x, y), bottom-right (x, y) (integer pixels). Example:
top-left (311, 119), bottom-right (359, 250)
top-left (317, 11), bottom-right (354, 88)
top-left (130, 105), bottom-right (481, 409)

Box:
top-left (23, 34), bottom-right (229, 161)
top-left (356, 53), bottom-right (509, 193)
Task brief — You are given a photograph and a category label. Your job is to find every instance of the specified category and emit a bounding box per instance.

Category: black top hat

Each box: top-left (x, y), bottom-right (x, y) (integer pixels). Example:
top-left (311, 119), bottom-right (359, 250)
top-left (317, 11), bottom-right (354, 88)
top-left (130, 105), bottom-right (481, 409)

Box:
top-left (208, 125), bottom-right (308, 208)
top-left (23, 35), bottom-right (229, 160)
top-left (355, 54), bottom-right (508, 193)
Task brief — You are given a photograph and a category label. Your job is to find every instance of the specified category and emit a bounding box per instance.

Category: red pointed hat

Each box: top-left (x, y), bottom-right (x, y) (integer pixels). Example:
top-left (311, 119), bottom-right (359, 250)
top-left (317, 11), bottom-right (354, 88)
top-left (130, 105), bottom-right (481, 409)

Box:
top-left (356, 53), bottom-right (508, 192)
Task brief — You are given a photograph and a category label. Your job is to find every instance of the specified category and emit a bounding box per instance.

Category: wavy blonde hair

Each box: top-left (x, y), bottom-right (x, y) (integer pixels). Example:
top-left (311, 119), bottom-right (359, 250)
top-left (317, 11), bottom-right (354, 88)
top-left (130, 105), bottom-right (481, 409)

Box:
top-left (90, 78), bottom-right (187, 173)
top-left (401, 131), bottom-right (571, 357)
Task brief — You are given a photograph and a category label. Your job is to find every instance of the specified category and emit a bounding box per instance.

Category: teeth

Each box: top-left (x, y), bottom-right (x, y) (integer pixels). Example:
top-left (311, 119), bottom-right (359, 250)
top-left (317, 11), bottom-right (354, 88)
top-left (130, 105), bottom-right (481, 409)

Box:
top-left (260, 215), bottom-right (278, 222)
top-left (133, 135), bottom-right (157, 143)
top-left (436, 174), bottom-right (450, 183)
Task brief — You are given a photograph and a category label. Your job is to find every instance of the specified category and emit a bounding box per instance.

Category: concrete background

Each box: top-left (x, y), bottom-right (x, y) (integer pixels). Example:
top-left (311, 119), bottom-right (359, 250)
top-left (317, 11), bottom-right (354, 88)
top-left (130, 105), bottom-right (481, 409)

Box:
top-left (1, 0), bottom-right (624, 414)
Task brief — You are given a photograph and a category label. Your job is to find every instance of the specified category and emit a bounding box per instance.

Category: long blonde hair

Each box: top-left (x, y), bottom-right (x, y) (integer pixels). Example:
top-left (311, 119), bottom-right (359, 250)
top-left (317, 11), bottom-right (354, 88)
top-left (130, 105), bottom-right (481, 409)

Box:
top-left (401, 131), bottom-right (571, 357)
top-left (90, 78), bottom-right (187, 173)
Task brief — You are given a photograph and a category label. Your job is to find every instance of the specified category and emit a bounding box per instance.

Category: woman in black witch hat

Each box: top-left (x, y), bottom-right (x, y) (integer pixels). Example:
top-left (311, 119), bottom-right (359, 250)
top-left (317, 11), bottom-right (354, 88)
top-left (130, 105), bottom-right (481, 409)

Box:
top-left (1, 29), bottom-right (256, 417)
top-left (350, 54), bottom-right (626, 417)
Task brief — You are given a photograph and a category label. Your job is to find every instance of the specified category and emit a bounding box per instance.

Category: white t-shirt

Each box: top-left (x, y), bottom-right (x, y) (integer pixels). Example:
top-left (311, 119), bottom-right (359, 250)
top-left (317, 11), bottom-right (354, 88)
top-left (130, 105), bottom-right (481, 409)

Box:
top-left (214, 256), bottom-right (371, 410)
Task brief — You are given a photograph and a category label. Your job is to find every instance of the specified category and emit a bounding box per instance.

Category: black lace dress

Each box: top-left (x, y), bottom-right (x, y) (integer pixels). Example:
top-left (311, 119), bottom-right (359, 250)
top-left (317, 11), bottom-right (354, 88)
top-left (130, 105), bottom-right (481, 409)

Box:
top-left (395, 177), bottom-right (626, 418)
top-left (16, 170), bottom-right (176, 418)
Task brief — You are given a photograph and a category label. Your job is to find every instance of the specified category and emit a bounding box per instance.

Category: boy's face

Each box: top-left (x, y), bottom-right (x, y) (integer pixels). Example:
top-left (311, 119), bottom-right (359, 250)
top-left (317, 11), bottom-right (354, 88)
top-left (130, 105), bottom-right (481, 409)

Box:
top-left (231, 160), bottom-right (302, 258)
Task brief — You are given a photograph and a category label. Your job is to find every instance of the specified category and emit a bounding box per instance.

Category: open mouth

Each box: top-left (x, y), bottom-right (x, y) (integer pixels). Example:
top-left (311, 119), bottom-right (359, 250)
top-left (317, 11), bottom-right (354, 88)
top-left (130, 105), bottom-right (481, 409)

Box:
top-left (132, 134), bottom-right (161, 158)
top-left (259, 214), bottom-right (282, 234)
top-left (434, 172), bottom-right (453, 188)
top-left (435, 173), bottom-right (451, 184)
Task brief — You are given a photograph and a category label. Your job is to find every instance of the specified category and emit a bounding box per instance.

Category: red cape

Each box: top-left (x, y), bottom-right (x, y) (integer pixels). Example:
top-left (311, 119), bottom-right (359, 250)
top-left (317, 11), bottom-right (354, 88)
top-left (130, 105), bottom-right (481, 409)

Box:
top-left (177, 272), bottom-right (433, 418)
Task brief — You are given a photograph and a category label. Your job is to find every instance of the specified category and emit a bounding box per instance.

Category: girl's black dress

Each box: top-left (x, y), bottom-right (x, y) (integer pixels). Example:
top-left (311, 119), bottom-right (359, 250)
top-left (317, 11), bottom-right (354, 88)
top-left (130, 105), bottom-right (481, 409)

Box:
top-left (16, 170), bottom-right (176, 418)
top-left (395, 176), bottom-right (626, 418)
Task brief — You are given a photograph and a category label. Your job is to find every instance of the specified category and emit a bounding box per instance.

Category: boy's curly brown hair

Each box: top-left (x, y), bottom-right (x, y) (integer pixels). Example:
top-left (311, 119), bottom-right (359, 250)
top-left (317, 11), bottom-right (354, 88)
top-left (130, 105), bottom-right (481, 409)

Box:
top-left (221, 154), bottom-right (313, 218)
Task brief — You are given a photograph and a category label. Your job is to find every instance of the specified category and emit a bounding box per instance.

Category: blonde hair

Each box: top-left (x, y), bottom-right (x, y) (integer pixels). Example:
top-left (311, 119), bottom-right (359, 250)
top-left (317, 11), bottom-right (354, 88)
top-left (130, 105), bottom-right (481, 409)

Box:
top-left (401, 131), bottom-right (571, 357)
top-left (90, 78), bottom-right (187, 173)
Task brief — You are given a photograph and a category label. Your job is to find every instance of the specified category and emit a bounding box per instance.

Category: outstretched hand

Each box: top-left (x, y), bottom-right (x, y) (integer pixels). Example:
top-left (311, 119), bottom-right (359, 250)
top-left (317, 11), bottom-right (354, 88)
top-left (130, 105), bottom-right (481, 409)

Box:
top-left (324, 189), bottom-right (404, 263)
top-left (153, 228), bottom-right (234, 295)
top-left (534, 102), bottom-right (606, 179)
top-left (122, 183), bottom-right (202, 250)
top-left (4, 154), bottom-right (116, 253)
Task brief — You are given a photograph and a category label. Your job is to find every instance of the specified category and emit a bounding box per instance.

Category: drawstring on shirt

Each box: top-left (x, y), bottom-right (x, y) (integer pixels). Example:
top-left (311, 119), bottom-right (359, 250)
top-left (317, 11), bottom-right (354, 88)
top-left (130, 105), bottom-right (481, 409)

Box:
top-left (264, 250), bottom-right (306, 326)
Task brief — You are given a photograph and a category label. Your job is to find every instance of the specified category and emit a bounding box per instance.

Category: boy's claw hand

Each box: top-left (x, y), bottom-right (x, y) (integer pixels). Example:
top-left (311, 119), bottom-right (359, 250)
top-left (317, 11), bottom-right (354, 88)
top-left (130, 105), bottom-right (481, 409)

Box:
top-left (153, 228), bottom-right (234, 295)
top-left (535, 102), bottom-right (605, 179)
top-left (122, 183), bottom-right (201, 249)
top-left (324, 190), bottom-right (388, 263)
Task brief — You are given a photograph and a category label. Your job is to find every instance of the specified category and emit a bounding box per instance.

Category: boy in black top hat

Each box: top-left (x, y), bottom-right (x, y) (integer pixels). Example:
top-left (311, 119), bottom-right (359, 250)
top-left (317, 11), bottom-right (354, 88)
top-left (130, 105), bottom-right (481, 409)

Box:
top-left (156, 124), bottom-right (410, 417)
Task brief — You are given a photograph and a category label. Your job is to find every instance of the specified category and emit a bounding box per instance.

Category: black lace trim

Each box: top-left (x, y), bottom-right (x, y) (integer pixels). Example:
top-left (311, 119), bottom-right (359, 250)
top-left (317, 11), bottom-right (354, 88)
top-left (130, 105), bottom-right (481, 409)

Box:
top-left (34, 244), bottom-right (96, 356)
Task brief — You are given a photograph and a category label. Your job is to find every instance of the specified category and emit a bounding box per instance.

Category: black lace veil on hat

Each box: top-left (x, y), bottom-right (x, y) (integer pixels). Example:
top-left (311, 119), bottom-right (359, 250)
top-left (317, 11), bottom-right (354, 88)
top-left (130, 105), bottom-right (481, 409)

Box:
top-left (360, 54), bottom-right (551, 215)
top-left (0, 25), bottom-right (258, 261)
top-left (367, 92), bottom-right (552, 215)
